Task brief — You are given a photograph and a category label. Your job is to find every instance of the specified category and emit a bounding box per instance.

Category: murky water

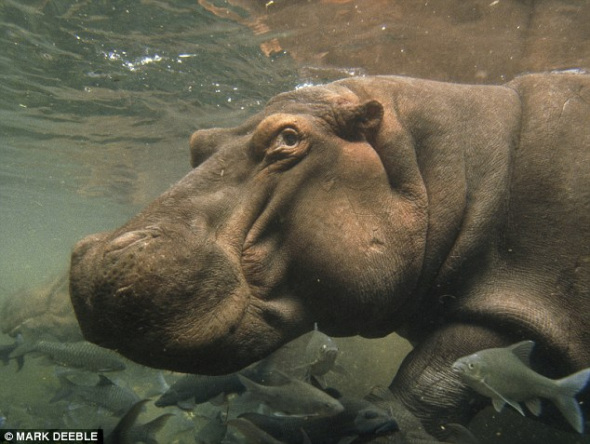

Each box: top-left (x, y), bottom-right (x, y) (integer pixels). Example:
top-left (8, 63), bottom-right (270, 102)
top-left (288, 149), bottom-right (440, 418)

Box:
top-left (1, 1), bottom-right (589, 443)
top-left (0, 0), bottom-right (299, 293)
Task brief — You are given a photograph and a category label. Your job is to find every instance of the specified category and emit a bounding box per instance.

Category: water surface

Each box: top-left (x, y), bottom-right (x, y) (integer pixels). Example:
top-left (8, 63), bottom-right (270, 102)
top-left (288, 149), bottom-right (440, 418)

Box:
top-left (1, 0), bottom-right (297, 292)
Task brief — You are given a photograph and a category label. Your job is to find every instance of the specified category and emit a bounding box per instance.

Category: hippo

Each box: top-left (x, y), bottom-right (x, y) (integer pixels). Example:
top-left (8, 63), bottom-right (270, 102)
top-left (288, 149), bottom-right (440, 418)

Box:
top-left (69, 73), bottom-right (590, 437)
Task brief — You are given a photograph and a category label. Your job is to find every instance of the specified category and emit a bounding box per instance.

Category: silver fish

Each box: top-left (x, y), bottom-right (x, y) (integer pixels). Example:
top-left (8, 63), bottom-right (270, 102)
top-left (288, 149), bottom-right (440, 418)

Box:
top-left (227, 418), bottom-right (287, 444)
top-left (238, 373), bottom-right (344, 417)
top-left (155, 372), bottom-right (244, 409)
top-left (11, 340), bottom-right (126, 372)
top-left (452, 340), bottom-right (590, 433)
top-left (237, 395), bottom-right (398, 444)
top-left (51, 374), bottom-right (140, 416)
top-left (303, 323), bottom-right (340, 379)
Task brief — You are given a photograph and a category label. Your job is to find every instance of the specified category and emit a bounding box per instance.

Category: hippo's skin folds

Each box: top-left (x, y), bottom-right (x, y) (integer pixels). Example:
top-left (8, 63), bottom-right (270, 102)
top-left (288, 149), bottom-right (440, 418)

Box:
top-left (70, 73), bottom-right (590, 437)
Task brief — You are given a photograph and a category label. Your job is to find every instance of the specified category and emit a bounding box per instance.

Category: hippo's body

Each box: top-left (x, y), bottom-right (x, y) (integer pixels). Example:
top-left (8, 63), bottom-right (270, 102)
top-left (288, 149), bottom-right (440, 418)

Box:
top-left (69, 73), bottom-right (590, 437)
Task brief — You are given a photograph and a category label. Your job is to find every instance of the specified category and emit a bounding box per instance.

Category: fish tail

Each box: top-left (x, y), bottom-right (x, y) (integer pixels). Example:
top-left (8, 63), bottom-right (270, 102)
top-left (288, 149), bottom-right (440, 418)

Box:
top-left (9, 341), bottom-right (36, 359)
top-left (553, 368), bottom-right (590, 433)
top-left (237, 374), bottom-right (261, 395)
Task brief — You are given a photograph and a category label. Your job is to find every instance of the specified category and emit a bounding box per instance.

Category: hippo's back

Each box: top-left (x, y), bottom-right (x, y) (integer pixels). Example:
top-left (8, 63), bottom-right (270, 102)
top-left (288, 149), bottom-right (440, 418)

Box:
top-left (478, 73), bottom-right (590, 369)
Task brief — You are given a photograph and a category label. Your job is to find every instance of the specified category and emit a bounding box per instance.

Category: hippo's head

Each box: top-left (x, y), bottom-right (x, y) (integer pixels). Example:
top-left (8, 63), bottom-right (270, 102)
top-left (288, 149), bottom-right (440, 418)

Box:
top-left (70, 79), bottom-right (429, 374)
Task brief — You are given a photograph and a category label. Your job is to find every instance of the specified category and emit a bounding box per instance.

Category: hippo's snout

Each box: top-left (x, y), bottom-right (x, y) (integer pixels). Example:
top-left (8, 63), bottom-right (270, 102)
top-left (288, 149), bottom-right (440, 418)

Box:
top-left (68, 216), bottom-right (254, 373)
top-left (71, 232), bottom-right (108, 265)
top-left (72, 228), bottom-right (162, 265)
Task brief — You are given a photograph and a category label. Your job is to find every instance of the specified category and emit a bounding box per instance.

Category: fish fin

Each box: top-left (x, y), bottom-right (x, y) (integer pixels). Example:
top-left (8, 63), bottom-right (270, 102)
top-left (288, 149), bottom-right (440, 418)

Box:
top-left (492, 396), bottom-right (525, 416)
top-left (177, 398), bottom-right (196, 411)
top-left (556, 368), bottom-right (590, 398)
top-left (525, 398), bottom-right (542, 416)
top-left (238, 374), bottom-right (262, 393)
top-left (97, 374), bottom-right (115, 387)
top-left (491, 397), bottom-right (505, 413)
top-left (508, 340), bottom-right (535, 367)
top-left (481, 378), bottom-right (525, 416)
top-left (553, 368), bottom-right (590, 433)
top-left (508, 400), bottom-right (525, 416)
top-left (337, 436), bottom-right (358, 444)
top-left (553, 395), bottom-right (584, 433)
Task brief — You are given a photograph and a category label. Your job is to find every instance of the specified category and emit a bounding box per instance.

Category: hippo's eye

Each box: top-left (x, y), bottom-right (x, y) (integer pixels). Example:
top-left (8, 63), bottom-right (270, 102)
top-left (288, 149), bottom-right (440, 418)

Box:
top-left (276, 127), bottom-right (299, 147)
top-left (256, 122), bottom-right (308, 169)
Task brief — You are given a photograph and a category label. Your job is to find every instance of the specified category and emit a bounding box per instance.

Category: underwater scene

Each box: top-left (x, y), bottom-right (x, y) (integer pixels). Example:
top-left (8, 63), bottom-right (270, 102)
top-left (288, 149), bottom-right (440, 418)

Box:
top-left (1, 1), bottom-right (590, 443)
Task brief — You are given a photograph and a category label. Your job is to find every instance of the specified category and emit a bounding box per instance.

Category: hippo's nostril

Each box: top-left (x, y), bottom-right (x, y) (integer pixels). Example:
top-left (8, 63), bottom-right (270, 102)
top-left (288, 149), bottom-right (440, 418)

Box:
top-left (71, 232), bottom-right (107, 263)
top-left (105, 228), bottom-right (161, 254)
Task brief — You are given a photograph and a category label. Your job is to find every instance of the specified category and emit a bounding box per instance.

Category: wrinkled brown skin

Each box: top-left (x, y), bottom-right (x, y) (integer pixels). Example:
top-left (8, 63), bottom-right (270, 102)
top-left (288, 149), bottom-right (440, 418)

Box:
top-left (70, 73), bottom-right (590, 437)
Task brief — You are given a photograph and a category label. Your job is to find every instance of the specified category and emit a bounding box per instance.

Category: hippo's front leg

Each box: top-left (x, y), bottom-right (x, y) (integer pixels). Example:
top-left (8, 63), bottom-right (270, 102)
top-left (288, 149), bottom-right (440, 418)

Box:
top-left (387, 323), bottom-right (513, 440)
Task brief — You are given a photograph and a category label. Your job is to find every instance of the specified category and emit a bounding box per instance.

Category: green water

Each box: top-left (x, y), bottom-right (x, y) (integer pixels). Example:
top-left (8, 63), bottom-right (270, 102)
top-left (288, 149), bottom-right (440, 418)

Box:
top-left (1, 1), bottom-right (589, 443)
top-left (0, 0), bottom-right (297, 293)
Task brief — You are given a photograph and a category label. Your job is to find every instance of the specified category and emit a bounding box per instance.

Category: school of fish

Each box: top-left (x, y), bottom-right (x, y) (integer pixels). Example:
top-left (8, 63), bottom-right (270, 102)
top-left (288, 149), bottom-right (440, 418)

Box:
top-left (2, 279), bottom-right (590, 443)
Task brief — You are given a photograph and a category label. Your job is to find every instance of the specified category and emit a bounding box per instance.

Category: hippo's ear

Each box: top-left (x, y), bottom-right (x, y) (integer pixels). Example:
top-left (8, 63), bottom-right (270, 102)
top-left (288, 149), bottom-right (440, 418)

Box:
top-left (189, 129), bottom-right (220, 168)
top-left (336, 100), bottom-right (384, 140)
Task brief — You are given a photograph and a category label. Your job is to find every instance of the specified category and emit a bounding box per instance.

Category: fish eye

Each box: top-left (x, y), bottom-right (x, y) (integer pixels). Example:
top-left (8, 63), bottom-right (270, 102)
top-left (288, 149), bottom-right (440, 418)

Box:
top-left (468, 363), bottom-right (475, 369)
top-left (277, 127), bottom-right (299, 147)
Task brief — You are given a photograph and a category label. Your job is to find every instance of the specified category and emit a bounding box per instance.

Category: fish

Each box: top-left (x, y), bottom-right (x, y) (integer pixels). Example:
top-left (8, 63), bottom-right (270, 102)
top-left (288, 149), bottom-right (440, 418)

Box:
top-left (237, 395), bottom-right (398, 444)
top-left (227, 418), bottom-right (287, 444)
top-left (0, 334), bottom-right (24, 371)
top-left (51, 374), bottom-right (140, 416)
top-left (155, 373), bottom-right (245, 410)
top-left (301, 323), bottom-right (342, 382)
top-left (452, 340), bottom-right (590, 433)
top-left (10, 340), bottom-right (126, 372)
top-left (237, 372), bottom-right (344, 417)
top-left (105, 399), bottom-right (174, 444)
